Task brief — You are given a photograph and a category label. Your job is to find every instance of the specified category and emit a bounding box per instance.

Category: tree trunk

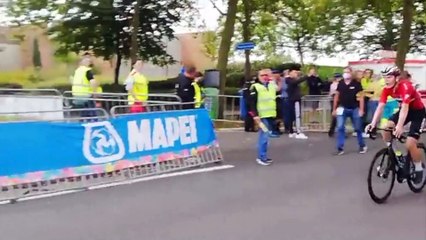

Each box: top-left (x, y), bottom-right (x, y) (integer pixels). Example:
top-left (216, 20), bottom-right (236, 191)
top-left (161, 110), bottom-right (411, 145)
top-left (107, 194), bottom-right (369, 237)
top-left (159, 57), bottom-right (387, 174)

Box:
top-left (242, 0), bottom-right (252, 81)
top-left (296, 36), bottom-right (304, 66)
top-left (396, 0), bottom-right (414, 71)
top-left (130, 0), bottom-right (141, 65)
top-left (216, 0), bottom-right (239, 119)
top-left (114, 53), bottom-right (122, 86)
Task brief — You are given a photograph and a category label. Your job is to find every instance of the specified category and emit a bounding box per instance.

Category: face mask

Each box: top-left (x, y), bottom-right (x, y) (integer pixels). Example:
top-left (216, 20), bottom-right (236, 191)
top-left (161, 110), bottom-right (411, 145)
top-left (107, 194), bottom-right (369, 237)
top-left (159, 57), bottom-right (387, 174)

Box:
top-left (343, 73), bottom-right (352, 80)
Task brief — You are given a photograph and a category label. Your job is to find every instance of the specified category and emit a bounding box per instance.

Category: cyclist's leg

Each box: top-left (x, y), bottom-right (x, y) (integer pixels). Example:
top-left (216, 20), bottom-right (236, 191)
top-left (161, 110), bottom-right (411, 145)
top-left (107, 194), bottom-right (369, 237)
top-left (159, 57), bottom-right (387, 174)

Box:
top-left (383, 111), bottom-right (398, 142)
top-left (406, 109), bottom-right (424, 165)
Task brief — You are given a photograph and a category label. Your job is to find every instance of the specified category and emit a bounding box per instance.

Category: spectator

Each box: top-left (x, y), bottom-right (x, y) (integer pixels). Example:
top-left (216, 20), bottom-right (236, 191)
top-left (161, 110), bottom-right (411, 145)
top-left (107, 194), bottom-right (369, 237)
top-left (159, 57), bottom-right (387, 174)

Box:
top-left (306, 67), bottom-right (323, 122)
top-left (328, 73), bottom-right (342, 137)
top-left (355, 70), bottom-right (363, 82)
top-left (359, 69), bottom-right (374, 138)
top-left (192, 72), bottom-right (205, 109)
top-left (285, 64), bottom-right (308, 139)
top-left (248, 69), bottom-right (280, 166)
top-left (176, 66), bottom-right (197, 109)
top-left (281, 69), bottom-right (290, 134)
top-left (363, 73), bottom-right (384, 137)
top-left (125, 60), bottom-right (149, 113)
top-left (241, 76), bottom-right (256, 132)
top-left (272, 69), bottom-right (284, 135)
top-left (71, 57), bottom-right (99, 120)
top-left (332, 67), bottom-right (367, 155)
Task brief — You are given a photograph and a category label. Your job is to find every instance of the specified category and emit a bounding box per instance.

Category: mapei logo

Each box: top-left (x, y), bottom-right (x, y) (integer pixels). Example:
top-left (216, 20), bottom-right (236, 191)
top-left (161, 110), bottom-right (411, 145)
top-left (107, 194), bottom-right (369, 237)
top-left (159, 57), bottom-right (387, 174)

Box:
top-left (82, 121), bottom-right (125, 164)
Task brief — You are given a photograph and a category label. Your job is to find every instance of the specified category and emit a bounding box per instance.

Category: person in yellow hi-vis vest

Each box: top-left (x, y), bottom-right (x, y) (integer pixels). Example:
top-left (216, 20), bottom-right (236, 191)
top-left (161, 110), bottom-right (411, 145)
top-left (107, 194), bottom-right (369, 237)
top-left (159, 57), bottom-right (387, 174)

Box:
top-left (125, 60), bottom-right (149, 113)
top-left (248, 69), bottom-right (282, 166)
top-left (71, 57), bottom-right (99, 119)
top-left (363, 74), bottom-right (384, 137)
top-left (192, 72), bottom-right (205, 109)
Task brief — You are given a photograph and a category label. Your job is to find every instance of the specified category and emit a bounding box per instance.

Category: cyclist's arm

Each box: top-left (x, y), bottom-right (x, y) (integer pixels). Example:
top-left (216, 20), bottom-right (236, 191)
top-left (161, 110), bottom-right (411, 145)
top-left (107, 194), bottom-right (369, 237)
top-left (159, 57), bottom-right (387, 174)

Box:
top-left (396, 103), bottom-right (409, 128)
top-left (370, 102), bottom-right (385, 127)
top-left (396, 82), bottom-right (415, 128)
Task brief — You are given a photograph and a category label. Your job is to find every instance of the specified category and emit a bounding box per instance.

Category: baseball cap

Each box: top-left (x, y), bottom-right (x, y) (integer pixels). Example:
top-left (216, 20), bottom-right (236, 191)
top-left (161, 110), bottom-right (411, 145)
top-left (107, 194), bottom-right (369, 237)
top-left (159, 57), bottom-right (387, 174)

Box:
top-left (334, 73), bottom-right (343, 78)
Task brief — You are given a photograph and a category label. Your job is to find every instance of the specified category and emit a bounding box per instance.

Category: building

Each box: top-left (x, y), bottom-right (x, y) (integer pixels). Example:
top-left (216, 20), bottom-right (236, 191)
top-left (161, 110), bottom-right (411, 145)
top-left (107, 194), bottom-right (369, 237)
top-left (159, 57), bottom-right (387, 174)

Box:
top-left (0, 25), bottom-right (215, 81)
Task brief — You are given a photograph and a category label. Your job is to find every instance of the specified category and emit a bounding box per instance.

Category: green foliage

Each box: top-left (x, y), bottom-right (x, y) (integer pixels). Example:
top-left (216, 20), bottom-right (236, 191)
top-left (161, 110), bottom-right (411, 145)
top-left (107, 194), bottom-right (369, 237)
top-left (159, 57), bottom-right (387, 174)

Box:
top-left (32, 38), bottom-right (42, 68)
top-left (9, 0), bottom-right (196, 65)
top-left (202, 31), bottom-right (220, 63)
top-left (319, 0), bottom-right (426, 55)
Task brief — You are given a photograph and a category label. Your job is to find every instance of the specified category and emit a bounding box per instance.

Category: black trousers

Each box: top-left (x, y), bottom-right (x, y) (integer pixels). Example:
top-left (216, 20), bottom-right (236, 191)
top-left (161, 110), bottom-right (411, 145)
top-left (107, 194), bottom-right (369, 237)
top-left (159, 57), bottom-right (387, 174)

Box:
top-left (244, 114), bottom-right (255, 131)
top-left (329, 100), bottom-right (337, 134)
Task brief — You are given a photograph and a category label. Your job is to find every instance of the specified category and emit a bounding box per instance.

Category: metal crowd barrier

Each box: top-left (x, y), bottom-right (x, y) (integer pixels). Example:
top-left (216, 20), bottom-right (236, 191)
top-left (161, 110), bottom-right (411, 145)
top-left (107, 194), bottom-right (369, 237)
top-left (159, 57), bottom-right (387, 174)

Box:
top-left (110, 101), bottom-right (197, 117)
top-left (0, 108), bottom-right (109, 123)
top-left (300, 95), bottom-right (333, 132)
top-left (0, 146), bottom-right (223, 203)
top-left (0, 97), bottom-right (223, 202)
top-left (0, 88), bottom-right (62, 96)
top-left (62, 91), bottom-right (182, 112)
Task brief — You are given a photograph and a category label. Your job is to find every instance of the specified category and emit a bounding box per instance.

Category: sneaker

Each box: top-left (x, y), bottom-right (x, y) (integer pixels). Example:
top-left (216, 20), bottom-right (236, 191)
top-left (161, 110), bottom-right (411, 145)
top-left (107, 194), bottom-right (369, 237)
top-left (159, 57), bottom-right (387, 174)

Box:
top-left (352, 132), bottom-right (357, 137)
top-left (359, 146), bottom-right (368, 154)
top-left (269, 133), bottom-right (280, 138)
top-left (362, 133), bottom-right (370, 138)
top-left (265, 158), bottom-right (273, 164)
top-left (295, 133), bottom-right (308, 139)
top-left (289, 133), bottom-right (296, 138)
top-left (256, 158), bottom-right (272, 166)
top-left (335, 149), bottom-right (344, 156)
top-left (412, 170), bottom-right (424, 184)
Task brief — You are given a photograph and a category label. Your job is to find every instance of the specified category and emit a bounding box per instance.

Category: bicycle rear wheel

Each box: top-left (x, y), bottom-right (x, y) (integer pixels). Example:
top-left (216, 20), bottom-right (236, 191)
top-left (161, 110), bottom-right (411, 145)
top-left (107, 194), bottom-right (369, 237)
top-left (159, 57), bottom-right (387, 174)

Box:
top-left (407, 143), bottom-right (426, 193)
top-left (368, 148), bottom-right (396, 204)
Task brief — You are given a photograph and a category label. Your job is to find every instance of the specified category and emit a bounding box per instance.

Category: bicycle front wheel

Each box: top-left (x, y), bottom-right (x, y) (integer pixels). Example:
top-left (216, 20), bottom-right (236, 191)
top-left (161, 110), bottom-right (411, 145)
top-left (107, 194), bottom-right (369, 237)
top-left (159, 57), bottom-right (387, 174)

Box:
top-left (368, 148), bottom-right (396, 204)
top-left (407, 143), bottom-right (426, 193)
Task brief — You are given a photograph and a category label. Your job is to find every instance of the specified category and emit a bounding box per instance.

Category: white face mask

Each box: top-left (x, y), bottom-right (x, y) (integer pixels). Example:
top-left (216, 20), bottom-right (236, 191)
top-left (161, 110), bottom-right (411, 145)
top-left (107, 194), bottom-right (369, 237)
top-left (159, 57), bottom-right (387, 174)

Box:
top-left (343, 73), bottom-right (352, 80)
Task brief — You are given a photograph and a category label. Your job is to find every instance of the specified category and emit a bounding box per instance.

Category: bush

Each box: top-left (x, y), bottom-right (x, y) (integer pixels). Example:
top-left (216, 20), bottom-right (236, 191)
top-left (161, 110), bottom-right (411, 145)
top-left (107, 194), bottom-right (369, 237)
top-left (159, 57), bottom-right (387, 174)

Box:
top-left (226, 72), bottom-right (244, 88)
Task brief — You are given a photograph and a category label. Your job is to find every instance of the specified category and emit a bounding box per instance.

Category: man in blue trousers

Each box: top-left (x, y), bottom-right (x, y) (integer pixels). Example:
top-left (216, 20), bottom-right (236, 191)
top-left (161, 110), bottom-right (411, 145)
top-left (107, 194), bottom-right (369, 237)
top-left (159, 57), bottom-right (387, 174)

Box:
top-left (248, 69), bottom-right (281, 166)
top-left (332, 67), bottom-right (367, 155)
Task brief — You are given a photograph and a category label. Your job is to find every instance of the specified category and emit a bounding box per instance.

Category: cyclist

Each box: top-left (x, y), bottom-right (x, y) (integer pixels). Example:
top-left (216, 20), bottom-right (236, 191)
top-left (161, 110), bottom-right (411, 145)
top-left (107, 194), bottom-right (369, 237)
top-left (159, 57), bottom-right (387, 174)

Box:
top-left (366, 66), bottom-right (425, 184)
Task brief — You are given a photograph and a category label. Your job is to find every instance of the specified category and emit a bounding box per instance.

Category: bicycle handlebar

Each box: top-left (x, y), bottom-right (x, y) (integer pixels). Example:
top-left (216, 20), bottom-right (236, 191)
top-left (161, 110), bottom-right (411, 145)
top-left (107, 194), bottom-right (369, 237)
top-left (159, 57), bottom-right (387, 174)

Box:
top-left (368, 127), bottom-right (407, 143)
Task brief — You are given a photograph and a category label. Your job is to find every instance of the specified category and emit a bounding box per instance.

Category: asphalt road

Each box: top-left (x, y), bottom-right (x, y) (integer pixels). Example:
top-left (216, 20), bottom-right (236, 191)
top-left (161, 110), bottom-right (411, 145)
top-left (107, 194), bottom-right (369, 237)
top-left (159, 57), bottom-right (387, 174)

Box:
top-left (0, 132), bottom-right (425, 240)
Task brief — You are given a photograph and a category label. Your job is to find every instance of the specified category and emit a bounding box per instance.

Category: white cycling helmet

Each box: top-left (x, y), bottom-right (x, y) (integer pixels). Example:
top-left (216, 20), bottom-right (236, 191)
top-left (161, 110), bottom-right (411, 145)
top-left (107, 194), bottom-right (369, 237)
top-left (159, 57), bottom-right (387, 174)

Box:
top-left (381, 66), bottom-right (401, 77)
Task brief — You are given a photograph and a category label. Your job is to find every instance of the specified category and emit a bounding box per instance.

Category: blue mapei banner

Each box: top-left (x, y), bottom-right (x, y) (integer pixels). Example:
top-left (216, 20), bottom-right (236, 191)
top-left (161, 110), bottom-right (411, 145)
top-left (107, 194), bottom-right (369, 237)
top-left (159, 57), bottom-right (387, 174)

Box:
top-left (0, 109), bottom-right (217, 181)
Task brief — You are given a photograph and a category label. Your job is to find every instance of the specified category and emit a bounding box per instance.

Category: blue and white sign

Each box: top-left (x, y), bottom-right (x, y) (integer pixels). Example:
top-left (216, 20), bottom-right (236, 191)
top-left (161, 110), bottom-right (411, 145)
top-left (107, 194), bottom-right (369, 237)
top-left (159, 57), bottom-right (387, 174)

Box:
top-left (236, 41), bottom-right (256, 51)
top-left (0, 109), bottom-right (217, 177)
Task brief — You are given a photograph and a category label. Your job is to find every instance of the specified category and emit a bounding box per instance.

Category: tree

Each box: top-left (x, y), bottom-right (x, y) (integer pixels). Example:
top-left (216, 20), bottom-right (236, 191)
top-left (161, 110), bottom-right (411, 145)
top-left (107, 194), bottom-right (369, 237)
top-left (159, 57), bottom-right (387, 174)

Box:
top-left (216, 0), bottom-right (239, 119)
top-left (217, 0), bottom-right (239, 95)
top-left (201, 31), bottom-right (220, 64)
top-left (320, 0), bottom-right (426, 56)
top-left (396, 0), bottom-right (415, 70)
top-left (232, 0), bottom-right (328, 66)
top-left (32, 38), bottom-right (42, 68)
top-left (8, 0), bottom-right (195, 84)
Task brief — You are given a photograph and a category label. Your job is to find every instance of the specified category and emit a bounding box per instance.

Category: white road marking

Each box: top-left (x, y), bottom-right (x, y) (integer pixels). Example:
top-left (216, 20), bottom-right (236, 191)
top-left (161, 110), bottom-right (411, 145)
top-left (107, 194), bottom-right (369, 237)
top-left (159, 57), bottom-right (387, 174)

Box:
top-left (0, 164), bottom-right (235, 205)
top-left (17, 189), bottom-right (85, 202)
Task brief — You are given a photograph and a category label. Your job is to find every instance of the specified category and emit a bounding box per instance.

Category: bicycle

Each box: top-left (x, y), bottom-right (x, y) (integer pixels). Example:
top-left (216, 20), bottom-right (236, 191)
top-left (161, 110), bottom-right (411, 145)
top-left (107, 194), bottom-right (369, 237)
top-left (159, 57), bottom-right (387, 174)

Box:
top-left (367, 128), bottom-right (426, 204)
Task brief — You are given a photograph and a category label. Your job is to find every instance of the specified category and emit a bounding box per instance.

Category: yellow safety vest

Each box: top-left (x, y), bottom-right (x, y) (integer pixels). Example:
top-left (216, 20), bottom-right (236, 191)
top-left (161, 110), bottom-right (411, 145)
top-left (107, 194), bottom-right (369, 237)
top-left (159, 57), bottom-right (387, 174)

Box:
top-left (72, 66), bottom-right (92, 97)
top-left (128, 71), bottom-right (149, 104)
top-left (192, 82), bottom-right (204, 108)
top-left (251, 82), bottom-right (277, 118)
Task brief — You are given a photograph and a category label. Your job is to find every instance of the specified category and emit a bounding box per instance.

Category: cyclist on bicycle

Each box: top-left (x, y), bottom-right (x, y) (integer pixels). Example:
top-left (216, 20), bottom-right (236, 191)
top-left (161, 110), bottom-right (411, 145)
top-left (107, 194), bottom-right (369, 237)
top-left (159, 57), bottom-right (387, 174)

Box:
top-left (366, 66), bottom-right (425, 184)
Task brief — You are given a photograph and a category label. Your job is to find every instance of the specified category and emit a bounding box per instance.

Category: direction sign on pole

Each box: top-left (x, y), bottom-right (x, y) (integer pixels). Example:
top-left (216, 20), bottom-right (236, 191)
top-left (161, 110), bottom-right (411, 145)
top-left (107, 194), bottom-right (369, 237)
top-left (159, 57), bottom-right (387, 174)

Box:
top-left (235, 42), bottom-right (255, 51)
